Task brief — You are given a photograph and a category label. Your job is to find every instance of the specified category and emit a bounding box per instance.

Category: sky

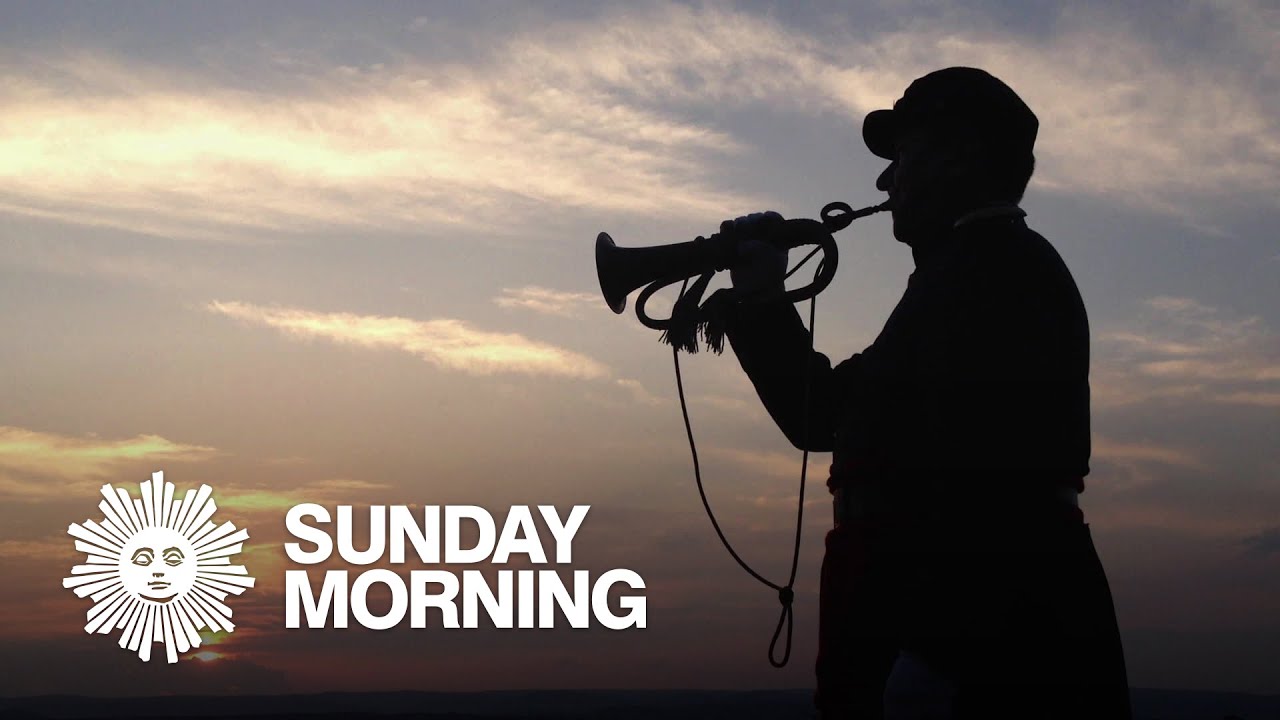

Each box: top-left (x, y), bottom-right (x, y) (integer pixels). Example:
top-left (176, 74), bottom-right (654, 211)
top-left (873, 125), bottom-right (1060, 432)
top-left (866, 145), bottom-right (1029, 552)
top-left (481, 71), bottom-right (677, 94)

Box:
top-left (1, 0), bottom-right (1278, 698)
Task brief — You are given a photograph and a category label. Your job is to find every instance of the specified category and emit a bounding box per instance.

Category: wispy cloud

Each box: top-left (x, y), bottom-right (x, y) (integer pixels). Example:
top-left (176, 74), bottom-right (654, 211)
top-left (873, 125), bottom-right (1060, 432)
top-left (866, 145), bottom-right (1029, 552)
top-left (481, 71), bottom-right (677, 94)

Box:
top-left (207, 300), bottom-right (608, 379)
top-left (1212, 391), bottom-right (1280, 408)
top-left (691, 394), bottom-right (756, 415)
top-left (215, 477), bottom-right (393, 513)
top-left (0, 34), bottom-right (750, 241)
top-left (1, 2), bottom-right (1273, 241)
top-left (1093, 437), bottom-right (1203, 469)
top-left (0, 536), bottom-right (79, 563)
top-left (704, 446), bottom-right (810, 481)
top-left (499, 1), bottom-right (1280, 219)
top-left (495, 286), bottom-right (598, 317)
top-left (614, 378), bottom-right (665, 407)
top-left (1090, 435), bottom-right (1206, 492)
top-left (1241, 526), bottom-right (1280, 558)
top-left (0, 426), bottom-right (216, 502)
top-left (1095, 296), bottom-right (1279, 408)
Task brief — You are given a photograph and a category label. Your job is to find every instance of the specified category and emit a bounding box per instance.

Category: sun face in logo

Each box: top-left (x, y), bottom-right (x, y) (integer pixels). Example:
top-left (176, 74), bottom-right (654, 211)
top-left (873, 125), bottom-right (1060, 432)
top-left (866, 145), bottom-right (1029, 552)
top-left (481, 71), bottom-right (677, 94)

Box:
top-left (118, 527), bottom-right (199, 603)
top-left (62, 471), bottom-right (255, 663)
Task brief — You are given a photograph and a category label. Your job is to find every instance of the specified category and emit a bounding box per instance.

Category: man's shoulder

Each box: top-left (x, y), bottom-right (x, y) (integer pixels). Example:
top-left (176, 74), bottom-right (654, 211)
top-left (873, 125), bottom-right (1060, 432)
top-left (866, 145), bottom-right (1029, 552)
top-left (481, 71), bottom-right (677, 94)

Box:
top-left (1018, 223), bottom-right (1083, 292)
top-left (975, 220), bottom-right (1078, 284)
top-left (954, 219), bottom-right (1088, 323)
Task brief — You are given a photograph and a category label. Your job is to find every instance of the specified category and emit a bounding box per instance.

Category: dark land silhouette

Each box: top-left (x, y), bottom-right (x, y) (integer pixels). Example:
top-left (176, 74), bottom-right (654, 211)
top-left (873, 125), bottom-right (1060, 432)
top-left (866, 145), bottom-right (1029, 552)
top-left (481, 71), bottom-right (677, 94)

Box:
top-left (2, 688), bottom-right (1278, 720)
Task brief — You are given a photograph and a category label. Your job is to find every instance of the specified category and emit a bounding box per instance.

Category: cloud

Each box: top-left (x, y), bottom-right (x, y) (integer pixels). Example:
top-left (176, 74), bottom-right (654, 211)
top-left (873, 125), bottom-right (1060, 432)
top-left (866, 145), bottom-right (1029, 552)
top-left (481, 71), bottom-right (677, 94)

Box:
top-left (495, 286), bottom-right (598, 317)
top-left (690, 394), bottom-right (755, 414)
top-left (704, 446), bottom-right (811, 481)
top-left (215, 477), bottom-right (393, 513)
top-left (1095, 296), bottom-right (1279, 408)
top-left (0, 536), bottom-right (78, 563)
top-left (0, 35), bottom-right (751, 242)
top-left (1212, 391), bottom-right (1280, 408)
top-left (742, 494), bottom-right (824, 510)
top-left (615, 378), bottom-right (665, 407)
top-left (1241, 526), bottom-right (1280, 558)
top-left (1093, 437), bottom-right (1203, 469)
top-left (499, 1), bottom-right (1280, 219)
top-left (2, 2), bottom-right (1273, 242)
top-left (0, 426), bottom-right (216, 502)
top-left (207, 300), bottom-right (608, 379)
top-left (1090, 436), bottom-right (1205, 492)
top-left (0, 636), bottom-right (292, 696)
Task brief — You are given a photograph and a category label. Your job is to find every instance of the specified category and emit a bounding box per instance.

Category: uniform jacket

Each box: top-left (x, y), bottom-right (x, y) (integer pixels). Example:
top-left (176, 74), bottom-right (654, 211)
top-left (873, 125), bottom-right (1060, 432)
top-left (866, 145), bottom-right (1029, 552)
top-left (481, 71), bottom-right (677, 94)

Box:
top-left (724, 211), bottom-right (1091, 512)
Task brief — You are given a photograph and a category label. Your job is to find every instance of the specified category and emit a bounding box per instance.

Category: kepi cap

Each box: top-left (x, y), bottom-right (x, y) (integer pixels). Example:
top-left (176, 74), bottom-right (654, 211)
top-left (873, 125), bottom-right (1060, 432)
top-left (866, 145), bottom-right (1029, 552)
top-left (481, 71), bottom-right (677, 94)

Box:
top-left (862, 67), bottom-right (1038, 161)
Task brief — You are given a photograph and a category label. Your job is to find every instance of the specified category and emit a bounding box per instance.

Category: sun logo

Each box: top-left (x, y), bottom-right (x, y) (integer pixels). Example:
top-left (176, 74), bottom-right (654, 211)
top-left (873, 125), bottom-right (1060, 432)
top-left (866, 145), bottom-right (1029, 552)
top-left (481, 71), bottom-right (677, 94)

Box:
top-left (62, 471), bottom-right (255, 663)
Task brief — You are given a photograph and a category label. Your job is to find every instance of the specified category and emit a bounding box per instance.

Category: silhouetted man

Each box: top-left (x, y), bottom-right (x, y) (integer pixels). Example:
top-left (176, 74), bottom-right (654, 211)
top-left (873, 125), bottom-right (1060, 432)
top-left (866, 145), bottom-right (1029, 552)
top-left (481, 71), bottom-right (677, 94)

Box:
top-left (722, 67), bottom-right (1131, 718)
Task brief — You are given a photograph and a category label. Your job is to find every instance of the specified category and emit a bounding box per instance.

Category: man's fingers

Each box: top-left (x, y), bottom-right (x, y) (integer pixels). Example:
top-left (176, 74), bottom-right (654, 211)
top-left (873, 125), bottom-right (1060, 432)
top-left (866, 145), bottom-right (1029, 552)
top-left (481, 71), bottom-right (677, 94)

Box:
top-left (723, 211), bottom-right (785, 236)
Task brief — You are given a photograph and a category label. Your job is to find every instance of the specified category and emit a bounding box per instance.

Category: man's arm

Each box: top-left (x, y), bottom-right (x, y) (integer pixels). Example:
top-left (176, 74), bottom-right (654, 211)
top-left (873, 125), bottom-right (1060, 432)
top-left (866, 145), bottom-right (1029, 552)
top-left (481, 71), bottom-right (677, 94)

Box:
top-left (724, 299), bottom-right (856, 452)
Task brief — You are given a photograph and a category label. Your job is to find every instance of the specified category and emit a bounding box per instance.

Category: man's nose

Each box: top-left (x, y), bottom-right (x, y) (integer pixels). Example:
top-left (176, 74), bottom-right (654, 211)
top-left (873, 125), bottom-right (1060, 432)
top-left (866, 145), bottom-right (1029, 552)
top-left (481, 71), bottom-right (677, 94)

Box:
top-left (876, 162), bottom-right (896, 193)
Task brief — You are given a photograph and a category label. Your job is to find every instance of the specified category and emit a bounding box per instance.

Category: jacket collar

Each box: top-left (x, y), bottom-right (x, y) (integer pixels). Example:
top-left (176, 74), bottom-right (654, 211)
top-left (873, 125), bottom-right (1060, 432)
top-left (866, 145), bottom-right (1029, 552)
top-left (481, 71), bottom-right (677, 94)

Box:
top-left (953, 203), bottom-right (1026, 229)
top-left (911, 203), bottom-right (1027, 269)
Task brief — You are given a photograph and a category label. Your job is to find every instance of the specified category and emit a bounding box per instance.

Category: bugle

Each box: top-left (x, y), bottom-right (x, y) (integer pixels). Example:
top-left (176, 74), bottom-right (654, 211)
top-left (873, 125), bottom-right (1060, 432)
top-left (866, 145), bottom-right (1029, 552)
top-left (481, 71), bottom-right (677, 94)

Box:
top-left (595, 201), bottom-right (888, 332)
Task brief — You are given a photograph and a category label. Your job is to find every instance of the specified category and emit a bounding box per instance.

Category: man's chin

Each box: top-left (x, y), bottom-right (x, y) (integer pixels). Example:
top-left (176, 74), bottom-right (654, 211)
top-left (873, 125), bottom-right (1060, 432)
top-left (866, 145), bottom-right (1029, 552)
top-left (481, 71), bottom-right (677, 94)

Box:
top-left (890, 213), bottom-right (917, 246)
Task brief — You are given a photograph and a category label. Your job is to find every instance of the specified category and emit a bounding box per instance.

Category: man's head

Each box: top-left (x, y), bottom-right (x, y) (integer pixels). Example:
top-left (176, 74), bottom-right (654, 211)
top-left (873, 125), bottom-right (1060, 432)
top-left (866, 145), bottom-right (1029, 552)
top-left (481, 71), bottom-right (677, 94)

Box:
top-left (862, 67), bottom-right (1037, 246)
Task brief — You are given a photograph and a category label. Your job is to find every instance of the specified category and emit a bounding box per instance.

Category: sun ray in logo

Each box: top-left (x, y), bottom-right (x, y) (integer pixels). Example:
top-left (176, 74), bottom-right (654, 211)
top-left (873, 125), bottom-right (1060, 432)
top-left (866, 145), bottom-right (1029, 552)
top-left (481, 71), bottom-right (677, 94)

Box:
top-left (63, 471), bottom-right (255, 663)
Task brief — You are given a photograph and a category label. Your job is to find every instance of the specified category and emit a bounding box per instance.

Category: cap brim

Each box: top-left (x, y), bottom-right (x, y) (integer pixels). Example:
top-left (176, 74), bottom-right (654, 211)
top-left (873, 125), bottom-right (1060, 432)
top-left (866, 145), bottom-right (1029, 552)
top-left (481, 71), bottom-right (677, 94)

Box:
top-left (862, 109), bottom-right (896, 160)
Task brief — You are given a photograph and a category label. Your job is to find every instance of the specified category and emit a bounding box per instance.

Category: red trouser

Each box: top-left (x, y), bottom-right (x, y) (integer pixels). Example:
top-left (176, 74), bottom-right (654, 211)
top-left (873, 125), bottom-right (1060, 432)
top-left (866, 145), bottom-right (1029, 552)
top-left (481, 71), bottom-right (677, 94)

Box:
top-left (815, 518), bottom-right (899, 717)
top-left (813, 506), bottom-right (1132, 719)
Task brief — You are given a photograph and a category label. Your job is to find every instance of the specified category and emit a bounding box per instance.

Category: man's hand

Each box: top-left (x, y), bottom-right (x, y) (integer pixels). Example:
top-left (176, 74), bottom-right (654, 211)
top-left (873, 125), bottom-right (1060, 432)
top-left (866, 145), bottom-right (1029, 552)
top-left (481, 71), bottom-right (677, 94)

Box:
top-left (726, 211), bottom-right (788, 296)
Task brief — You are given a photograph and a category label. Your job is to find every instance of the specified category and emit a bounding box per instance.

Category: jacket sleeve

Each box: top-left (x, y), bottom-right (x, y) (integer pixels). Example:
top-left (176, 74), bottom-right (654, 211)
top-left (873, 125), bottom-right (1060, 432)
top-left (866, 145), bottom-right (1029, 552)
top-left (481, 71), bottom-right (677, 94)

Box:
top-left (723, 300), bottom-right (859, 452)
